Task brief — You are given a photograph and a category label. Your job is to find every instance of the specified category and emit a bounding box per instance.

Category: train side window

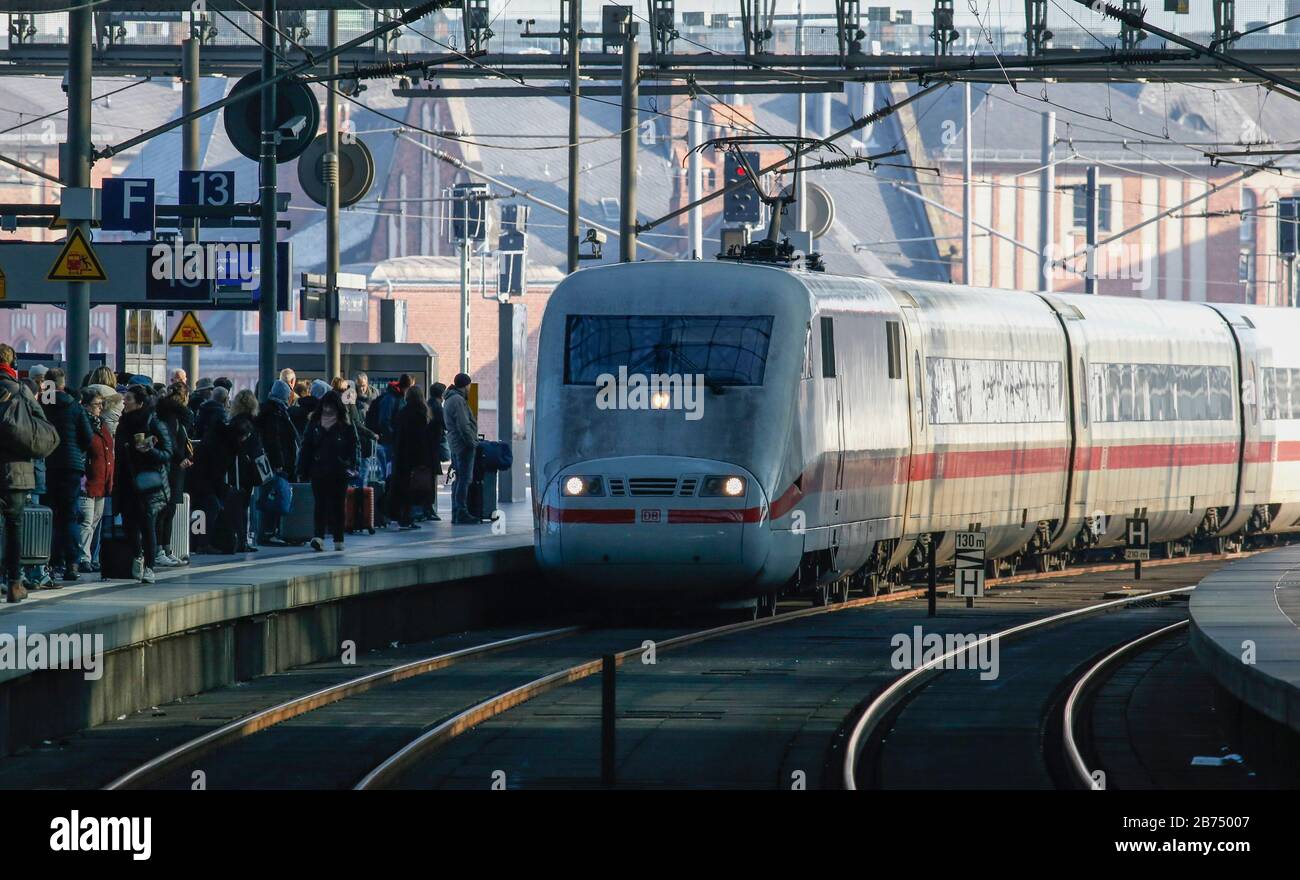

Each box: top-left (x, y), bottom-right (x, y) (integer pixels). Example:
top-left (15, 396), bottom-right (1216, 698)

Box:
top-left (1079, 357), bottom-right (1089, 428)
top-left (886, 321), bottom-right (902, 379)
top-left (914, 351), bottom-right (925, 427)
top-left (820, 317), bottom-right (836, 378)
top-left (802, 323), bottom-right (814, 379)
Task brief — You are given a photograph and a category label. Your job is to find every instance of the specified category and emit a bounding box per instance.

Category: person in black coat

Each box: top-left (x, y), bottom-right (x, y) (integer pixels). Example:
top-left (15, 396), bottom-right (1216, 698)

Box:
top-left (297, 390), bottom-right (358, 551)
top-left (204, 390), bottom-right (264, 553)
top-left (390, 385), bottom-right (441, 529)
top-left (114, 386), bottom-right (173, 584)
top-left (288, 381), bottom-right (317, 435)
top-left (427, 382), bottom-right (448, 518)
top-left (39, 368), bottom-right (93, 582)
top-left (194, 385), bottom-right (230, 440)
top-left (255, 379), bottom-right (300, 544)
top-left (153, 385), bottom-right (194, 566)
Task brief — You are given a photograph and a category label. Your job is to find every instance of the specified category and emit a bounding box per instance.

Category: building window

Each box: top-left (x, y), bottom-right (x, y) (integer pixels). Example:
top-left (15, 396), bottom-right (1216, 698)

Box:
top-left (1071, 183), bottom-right (1112, 230)
top-left (1240, 189), bottom-right (1257, 243)
top-left (1239, 249), bottom-right (1254, 284)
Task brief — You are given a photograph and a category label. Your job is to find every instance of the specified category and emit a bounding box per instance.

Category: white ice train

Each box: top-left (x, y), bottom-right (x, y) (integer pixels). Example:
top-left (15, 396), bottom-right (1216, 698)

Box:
top-left (532, 260), bottom-right (1300, 609)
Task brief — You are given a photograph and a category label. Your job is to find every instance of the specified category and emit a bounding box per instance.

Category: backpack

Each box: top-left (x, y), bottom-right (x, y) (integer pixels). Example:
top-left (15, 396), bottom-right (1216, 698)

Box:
top-left (0, 385), bottom-right (60, 459)
top-left (479, 440), bottom-right (513, 472)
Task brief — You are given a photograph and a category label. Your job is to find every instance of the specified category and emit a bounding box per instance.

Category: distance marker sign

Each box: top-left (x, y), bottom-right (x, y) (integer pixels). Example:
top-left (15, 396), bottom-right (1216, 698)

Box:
top-left (954, 531), bottom-right (986, 598)
top-left (1124, 517), bottom-right (1150, 561)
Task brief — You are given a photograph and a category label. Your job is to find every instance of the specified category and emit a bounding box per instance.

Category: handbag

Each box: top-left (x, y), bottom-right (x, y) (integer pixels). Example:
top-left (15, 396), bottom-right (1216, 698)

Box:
top-left (410, 465), bottom-right (435, 502)
top-left (252, 453), bottom-right (273, 486)
top-left (133, 469), bottom-right (167, 496)
top-left (0, 387), bottom-right (60, 459)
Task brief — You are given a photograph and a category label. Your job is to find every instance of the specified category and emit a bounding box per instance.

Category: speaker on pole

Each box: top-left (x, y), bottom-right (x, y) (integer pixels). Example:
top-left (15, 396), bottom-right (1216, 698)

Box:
top-left (297, 135), bottom-right (375, 208)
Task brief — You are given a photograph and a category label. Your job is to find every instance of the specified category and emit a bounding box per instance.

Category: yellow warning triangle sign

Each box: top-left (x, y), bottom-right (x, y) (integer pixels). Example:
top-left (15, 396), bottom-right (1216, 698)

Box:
top-left (169, 311), bottom-right (212, 347)
top-left (48, 227), bottom-right (107, 282)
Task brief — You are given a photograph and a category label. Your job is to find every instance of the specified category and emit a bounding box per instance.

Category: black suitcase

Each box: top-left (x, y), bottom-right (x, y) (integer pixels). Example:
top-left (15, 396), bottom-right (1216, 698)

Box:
top-left (100, 522), bottom-right (138, 580)
top-left (208, 486), bottom-right (251, 553)
top-left (0, 503), bottom-right (54, 567)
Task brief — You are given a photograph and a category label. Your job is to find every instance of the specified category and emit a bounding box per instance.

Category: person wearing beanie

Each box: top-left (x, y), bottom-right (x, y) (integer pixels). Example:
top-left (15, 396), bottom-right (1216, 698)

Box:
top-left (195, 384), bottom-right (231, 441)
top-left (310, 378), bottom-right (331, 400)
top-left (189, 376), bottom-right (213, 416)
top-left (443, 373), bottom-right (480, 523)
top-left (255, 379), bottom-right (301, 545)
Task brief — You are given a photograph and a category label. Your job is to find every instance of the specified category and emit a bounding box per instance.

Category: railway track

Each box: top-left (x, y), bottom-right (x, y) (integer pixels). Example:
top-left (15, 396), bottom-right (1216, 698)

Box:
top-left (359, 560), bottom-right (1232, 789)
top-left (81, 554), bottom-right (1240, 791)
top-left (1063, 620), bottom-right (1190, 790)
top-left (842, 590), bottom-right (1194, 789)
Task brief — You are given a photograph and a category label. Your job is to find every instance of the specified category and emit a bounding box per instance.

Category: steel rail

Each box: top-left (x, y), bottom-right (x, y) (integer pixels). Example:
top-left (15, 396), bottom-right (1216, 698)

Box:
top-left (354, 587), bottom-right (932, 789)
top-left (104, 626), bottom-right (580, 790)
top-left (841, 585), bottom-right (1196, 790)
top-left (354, 552), bottom-right (1231, 789)
top-left (1062, 619), bottom-right (1189, 790)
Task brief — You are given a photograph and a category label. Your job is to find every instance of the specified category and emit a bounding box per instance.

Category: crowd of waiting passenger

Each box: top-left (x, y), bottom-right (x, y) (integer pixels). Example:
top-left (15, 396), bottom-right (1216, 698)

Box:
top-left (0, 341), bottom-right (487, 603)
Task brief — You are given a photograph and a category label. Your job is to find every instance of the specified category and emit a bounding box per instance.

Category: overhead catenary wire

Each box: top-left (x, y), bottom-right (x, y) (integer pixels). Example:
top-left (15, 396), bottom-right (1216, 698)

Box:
top-left (397, 133), bottom-right (677, 259)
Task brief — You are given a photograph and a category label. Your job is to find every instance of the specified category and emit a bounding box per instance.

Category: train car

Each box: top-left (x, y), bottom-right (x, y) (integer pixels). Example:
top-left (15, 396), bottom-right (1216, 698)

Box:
top-left (1211, 304), bottom-right (1300, 538)
top-left (532, 260), bottom-right (1296, 609)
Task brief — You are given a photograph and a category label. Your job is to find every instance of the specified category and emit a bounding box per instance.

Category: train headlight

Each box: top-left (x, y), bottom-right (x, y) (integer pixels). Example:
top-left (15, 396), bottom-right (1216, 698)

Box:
top-left (701, 475), bottom-right (746, 497)
top-left (562, 475), bottom-right (605, 497)
top-left (650, 390), bottom-right (671, 410)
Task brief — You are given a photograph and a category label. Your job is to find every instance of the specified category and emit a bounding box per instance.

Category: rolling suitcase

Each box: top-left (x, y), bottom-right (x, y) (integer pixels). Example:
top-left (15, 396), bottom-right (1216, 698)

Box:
top-left (367, 480), bottom-right (387, 527)
top-left (279, 482), bottom-right (315, 545)
top-left (346, 486), bottom-right (376, 534)
top-left (0, 503), bottom-right (53, 568)
top-left (100, 521), bottom-right (137, 580)
top-left (466, 446), bottom-right (498, 522)
top-left (210, 487), bottom-right (246, 554)
top-left (169, 492), bottom-right (191, 563)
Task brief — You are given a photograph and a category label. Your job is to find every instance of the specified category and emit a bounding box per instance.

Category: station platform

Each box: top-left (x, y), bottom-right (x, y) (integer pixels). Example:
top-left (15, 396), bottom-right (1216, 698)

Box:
top-left (1189, 546), bottom-right (1300, 734)
top-left (0, 495), bottom-right (536, 754)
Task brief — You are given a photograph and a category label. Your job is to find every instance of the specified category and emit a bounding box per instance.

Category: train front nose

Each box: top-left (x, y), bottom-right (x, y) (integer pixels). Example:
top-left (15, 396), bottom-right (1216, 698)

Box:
top-left (536, 456), bottom-right (770, 598)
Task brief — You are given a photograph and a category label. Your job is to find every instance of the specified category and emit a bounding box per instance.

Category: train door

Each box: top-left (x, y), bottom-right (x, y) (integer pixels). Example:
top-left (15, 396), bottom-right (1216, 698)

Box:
top-left (1207, 307), bottom-right (1264, 537)
top-left (1038, 298), bottom-right (1091, 553)
top-left (819, 316), bottom-right (846, 518)
top-left (889, 299), bottom-right (927, 570)
top-left (819, 315), bottom-right (846, 575)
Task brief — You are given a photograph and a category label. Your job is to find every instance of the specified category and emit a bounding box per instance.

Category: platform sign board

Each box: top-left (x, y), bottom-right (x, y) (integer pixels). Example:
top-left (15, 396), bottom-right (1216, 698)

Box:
top-left (101, 178), bottom-right (155, 234)
top-left (0, 241), bottom-right (289, 310)
top-left (954, 530), bottom-right (986, 598)
top-left (1124, 517), bottom-right (1150, 561)
top-left (179, 171), bottom-right (235, 207)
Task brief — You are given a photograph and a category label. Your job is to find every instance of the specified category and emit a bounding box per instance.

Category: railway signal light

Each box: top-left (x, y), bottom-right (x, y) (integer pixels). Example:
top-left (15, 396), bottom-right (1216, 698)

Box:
top-left (723, 151), bottom-right (762, 225)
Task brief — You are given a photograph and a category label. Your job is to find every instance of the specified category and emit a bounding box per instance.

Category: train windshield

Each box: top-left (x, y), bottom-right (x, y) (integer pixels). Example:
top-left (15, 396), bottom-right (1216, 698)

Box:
top-left (565, 315), bottom-right (774, 386)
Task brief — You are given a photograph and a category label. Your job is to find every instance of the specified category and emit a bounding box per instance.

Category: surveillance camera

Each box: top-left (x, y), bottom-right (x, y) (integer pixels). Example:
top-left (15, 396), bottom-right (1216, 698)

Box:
top-left (584, 228), bottom-right (607, 246)
top-left (277, 114), bottom-right (307, 141)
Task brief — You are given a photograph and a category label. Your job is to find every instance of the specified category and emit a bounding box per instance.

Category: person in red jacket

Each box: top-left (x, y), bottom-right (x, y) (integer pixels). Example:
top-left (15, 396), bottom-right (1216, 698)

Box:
top-left (77, 388), bottom-right (114, 573)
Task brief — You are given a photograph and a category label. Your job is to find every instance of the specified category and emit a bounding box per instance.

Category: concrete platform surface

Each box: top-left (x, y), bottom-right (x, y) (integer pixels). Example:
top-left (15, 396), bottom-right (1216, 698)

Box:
top-left (0, 496), bottom-right (535, 687)
top-left (1189, 546), bottom-right (1300, 734)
